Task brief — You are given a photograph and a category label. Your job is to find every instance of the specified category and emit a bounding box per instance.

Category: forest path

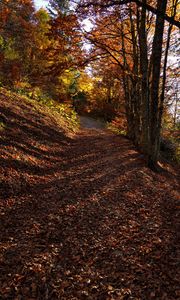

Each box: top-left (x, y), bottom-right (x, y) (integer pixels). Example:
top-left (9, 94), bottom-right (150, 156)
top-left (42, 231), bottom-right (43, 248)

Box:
top-left (0, 101), bottom-right (179, 299)
top-left (80, 115), bottom-right (106, 129)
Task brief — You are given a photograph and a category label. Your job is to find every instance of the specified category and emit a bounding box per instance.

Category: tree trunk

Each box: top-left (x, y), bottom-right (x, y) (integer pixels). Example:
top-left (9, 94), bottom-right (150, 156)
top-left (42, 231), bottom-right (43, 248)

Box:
top-left (120, 13), bottom-right (136, 141)
top-left (137, 1), bottom-right (150, 155)
top-left (148, 0), bottom-right (168, 170)
top-left (157, 0), bottom-right (178, 149)
top-left (129, 6), bottom-right (141, 147)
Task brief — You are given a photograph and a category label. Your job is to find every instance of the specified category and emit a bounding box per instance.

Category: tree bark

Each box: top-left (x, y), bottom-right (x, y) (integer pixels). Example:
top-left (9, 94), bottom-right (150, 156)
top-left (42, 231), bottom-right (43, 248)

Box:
top-left (148, 0), bottom-right (168, 170)
top-left (137, 1), bottom-right (150, 154)
top-left (157, 0), bottom-right (178, 148)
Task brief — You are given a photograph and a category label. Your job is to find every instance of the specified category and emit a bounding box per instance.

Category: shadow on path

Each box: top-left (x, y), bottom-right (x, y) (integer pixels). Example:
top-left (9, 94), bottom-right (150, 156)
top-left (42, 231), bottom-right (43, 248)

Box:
top-left (0, 97), bottom-right (179, 300)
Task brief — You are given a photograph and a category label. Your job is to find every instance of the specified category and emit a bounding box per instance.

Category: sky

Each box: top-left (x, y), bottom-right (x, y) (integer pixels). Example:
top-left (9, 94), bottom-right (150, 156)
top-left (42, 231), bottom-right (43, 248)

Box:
top-left (34, 0), bottom-right (93, 32)
top-left (34, 0), bottom-right (49, 10)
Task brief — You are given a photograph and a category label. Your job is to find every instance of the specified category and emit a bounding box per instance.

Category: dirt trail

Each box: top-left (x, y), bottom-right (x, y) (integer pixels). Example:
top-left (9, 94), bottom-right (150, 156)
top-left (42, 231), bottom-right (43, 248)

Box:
top-left (0, 99), bottom-right (179, 299)
top-left (80, 116), bottom-right (106, 129)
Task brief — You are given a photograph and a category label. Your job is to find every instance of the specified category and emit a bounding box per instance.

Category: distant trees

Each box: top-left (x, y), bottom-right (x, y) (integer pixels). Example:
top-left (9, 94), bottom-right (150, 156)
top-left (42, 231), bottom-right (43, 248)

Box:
top-left (86, 62), bottom-right (125, 120)
top-left (0, 0), bottom-right (83, 100)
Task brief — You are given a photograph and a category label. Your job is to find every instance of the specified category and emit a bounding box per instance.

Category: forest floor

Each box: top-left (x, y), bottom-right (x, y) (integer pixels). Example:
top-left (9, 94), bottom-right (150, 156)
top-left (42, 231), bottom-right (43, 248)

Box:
top-left (0, 91), bottom-right (179, 300)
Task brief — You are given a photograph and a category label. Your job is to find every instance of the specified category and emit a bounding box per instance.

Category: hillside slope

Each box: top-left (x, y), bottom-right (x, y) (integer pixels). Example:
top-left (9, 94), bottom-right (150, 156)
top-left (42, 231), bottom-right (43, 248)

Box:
top-left (0, 89), bottom-right (179, 299)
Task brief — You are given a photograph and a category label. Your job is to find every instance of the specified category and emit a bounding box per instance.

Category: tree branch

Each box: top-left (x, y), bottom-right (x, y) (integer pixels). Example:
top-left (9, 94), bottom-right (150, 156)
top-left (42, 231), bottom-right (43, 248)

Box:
top-left (78, 0), bottom-right (180, 29)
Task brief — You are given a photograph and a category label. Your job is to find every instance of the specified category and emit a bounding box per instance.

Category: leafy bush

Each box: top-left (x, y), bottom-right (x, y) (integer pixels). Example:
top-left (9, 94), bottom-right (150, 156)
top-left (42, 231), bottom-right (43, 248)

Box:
top-left (107, 116), bottom-right (127, 136)
top-left (35, 98), bottom-right (79, 132)
top-left (9, 86), bottom-right (80, 132)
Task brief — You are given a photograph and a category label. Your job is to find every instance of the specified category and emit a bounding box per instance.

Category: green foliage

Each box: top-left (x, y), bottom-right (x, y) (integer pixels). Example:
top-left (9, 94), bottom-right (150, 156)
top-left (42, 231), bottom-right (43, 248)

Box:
top-left (4, 38), bottom-right (19, 60)
top-left (13, 86), bottom-right (80, 132)
top-left (38, 99), bottom-right (79, 132)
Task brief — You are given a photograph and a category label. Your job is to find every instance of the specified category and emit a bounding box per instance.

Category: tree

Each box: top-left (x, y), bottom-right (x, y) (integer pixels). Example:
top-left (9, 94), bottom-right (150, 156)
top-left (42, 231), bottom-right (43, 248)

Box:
top-left (43, 0), bottom-right (84, 100)
top-left (0, 0), bottom-right (83, 102)
top-left (48, 0), bottom-right (70, 15)
top-left (76, 0), bottom-right (179, 170)
top-left (28, 8), bottom-right (51, 86)
top-left (0, 0), bottom-right (35, 86)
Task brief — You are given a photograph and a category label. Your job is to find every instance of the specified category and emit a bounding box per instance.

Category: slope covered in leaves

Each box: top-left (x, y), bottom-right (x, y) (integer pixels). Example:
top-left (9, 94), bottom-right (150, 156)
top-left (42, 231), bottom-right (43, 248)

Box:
top-left (0, 90), bottom-right (179, 299)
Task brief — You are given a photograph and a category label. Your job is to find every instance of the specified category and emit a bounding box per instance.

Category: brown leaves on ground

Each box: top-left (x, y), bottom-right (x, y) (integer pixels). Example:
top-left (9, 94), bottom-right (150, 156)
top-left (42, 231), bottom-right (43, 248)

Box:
top-left (0, 92), bottom-right (179, 300)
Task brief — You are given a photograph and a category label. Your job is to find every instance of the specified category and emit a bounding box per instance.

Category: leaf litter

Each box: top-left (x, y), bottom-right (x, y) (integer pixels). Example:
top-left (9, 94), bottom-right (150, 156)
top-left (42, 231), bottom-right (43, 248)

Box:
top-left (0, 92), bottom-right (179, 299)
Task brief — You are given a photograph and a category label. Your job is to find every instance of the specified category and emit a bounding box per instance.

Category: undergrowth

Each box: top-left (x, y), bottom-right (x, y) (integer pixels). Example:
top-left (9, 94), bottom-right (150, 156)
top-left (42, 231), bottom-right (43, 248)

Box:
top-left (108, 115), bottom-right (180, 164)
top-left (160, 137), bottom-right (180, 164)
top-left (107, 116), bottom-right (127, 137)
top-left (0, 87), bottom-right (80, 133)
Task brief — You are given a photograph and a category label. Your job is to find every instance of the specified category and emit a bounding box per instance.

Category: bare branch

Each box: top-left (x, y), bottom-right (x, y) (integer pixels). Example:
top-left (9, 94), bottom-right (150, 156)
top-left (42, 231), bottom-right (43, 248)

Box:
top-left (77, 0), bottom-right (180, 28)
